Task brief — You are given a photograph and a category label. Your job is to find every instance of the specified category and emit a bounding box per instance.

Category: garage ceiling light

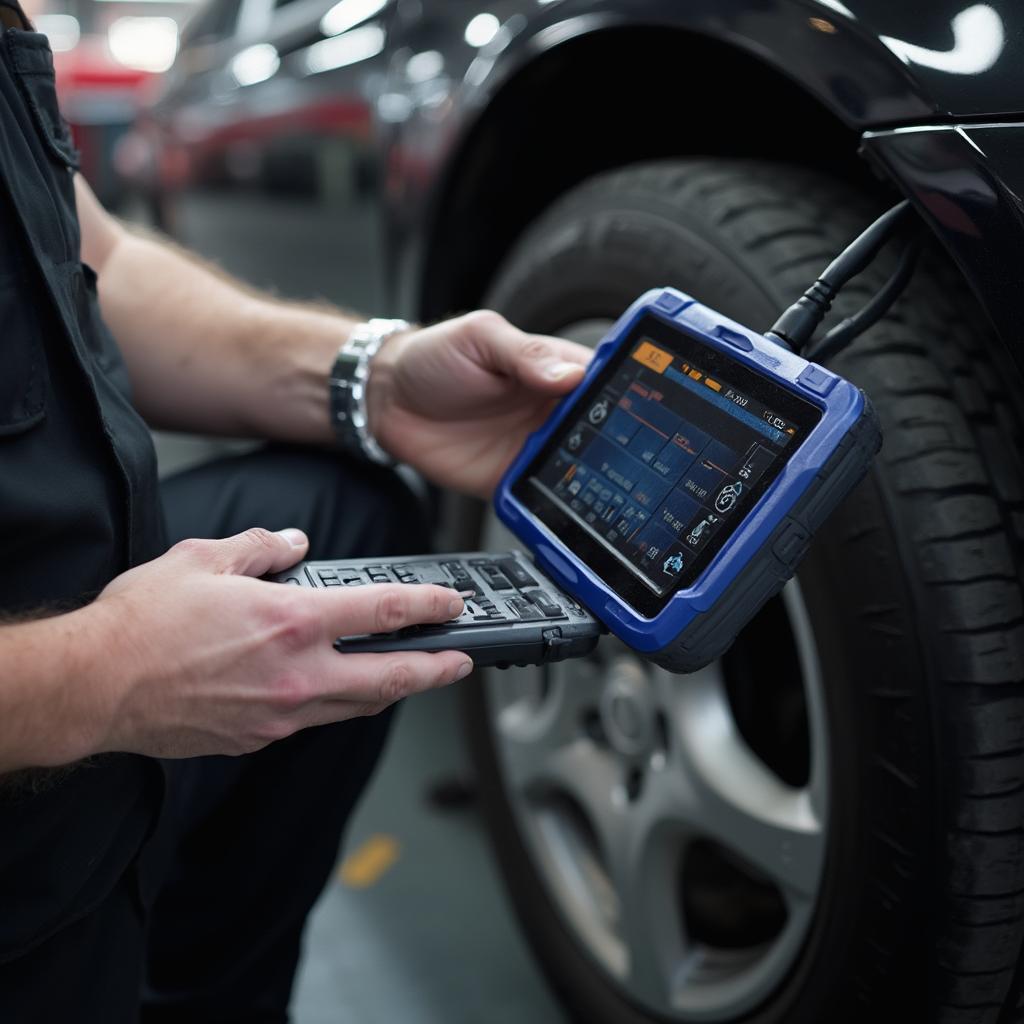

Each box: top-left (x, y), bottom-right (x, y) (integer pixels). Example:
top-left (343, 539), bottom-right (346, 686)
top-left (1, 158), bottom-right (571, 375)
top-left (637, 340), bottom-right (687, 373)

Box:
top-left (230, 42), bottom-right (280, 86)
top-left (406, 49), bottom-right (443, 83)
top-left (304, 23), bottom-right (384, 76)
top-left (465, 13), bottom-right (499, 48)
top-left (34, 13), bottom-right (80, 51)
top-left (813, 0), bottom-right (853, 16)
top-left (108, 16), bottom-right (179, 73)
top-left (320, 0), bottom-right (386, 39)
top-left (879, 3), bottom-right (1004, 74)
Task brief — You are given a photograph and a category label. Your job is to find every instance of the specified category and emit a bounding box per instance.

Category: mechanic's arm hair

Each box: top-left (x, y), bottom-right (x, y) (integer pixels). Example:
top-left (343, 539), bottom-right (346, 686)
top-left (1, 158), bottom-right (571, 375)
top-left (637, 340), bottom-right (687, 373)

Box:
top-left (0, 611), bottom-right (110, 774)
top-left (76, 175), bottom-right (346, 442)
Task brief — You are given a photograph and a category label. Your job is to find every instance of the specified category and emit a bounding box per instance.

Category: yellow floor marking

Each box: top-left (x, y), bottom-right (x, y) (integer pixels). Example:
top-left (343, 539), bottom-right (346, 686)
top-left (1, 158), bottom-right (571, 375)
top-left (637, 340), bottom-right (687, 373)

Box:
top-left (337, 834), bottom-right (401, 889)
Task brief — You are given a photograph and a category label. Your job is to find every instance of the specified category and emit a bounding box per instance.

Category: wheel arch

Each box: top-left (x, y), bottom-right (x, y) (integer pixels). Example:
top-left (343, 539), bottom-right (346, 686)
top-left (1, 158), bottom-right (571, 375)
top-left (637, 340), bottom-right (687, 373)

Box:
top-left (415, 20), bottom-right (907, 324)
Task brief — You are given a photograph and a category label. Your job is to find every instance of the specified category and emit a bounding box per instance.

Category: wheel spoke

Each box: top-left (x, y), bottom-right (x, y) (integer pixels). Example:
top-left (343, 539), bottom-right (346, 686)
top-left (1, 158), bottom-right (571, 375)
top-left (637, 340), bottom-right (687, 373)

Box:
top-left (526, 737), bottom-right (684, 1009)
top-left (505, 728), bottom-right (622, 828)
top-left (606, 786), bottom-right (687, 1008)
top-left (493, 662), bottom-right (688, 1010)
top-left (657, 666), bottom-right (826, 904)
top-left (781, 580), bottom-right (830, 825)
top-left (489, 659), bottom-right (601, 787)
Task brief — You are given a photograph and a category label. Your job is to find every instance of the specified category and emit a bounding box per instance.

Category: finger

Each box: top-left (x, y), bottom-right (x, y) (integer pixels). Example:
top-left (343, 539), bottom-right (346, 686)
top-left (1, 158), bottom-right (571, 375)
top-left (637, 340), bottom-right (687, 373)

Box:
top-left (461, 311), bottom-right (591, 392)
top-left (177, 527), bottom-right (309, 577)
top-left (303, 649), bottom-right (474, 713)
top-left (522, 336), bottom-right (593, 391)
top-left (314, 582), bottom-right (465, 639)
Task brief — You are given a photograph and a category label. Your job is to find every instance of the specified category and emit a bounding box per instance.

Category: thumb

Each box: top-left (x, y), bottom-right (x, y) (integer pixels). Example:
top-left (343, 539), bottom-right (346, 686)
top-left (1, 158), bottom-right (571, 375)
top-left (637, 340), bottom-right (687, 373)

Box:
top-left (463, 313), bottom-right (590, 395)
top-left (208, 527), bottom-right (309, 577)
top-left (507, 335), bottom-right (590, 396)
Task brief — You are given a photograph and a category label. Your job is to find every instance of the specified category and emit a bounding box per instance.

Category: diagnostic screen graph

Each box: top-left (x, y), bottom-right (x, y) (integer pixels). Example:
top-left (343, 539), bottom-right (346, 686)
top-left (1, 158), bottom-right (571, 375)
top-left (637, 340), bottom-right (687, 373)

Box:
top-left (525, 333), bottom-right (819, 595)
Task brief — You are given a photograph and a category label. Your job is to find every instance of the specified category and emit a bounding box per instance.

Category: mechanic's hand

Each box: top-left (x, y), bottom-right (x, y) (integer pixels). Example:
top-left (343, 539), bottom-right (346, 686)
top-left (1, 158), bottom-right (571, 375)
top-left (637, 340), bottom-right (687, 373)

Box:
top-left (367, 311), bottom-right (591, 498)
top-left (84, 527), bottom-right (472, 759)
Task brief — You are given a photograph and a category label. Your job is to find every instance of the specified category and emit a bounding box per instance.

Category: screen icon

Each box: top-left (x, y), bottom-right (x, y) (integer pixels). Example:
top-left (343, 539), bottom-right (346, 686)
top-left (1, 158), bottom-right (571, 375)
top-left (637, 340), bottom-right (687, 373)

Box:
top-left (685, 513), bottom-right (721, 548)
top-left (588, 399), bottom-right (609, 425)
top-left (663, 552), bottom-right (685, 575)
top-left (714, 480), bottom-right (744, 514)
top-left (737, 444), bottom-right (776, 485)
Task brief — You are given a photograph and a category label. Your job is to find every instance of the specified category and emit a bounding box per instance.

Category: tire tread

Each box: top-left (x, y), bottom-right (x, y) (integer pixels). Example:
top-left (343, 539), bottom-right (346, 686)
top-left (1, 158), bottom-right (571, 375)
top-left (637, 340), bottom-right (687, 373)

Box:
top-left (484, 157), bottom-right (1024, 1024)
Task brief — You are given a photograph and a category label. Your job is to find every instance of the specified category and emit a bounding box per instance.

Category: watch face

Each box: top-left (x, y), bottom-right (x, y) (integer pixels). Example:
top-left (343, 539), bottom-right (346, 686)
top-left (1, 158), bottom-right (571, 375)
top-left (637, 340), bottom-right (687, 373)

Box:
top-left (512, 314), bottom-right (822, 617)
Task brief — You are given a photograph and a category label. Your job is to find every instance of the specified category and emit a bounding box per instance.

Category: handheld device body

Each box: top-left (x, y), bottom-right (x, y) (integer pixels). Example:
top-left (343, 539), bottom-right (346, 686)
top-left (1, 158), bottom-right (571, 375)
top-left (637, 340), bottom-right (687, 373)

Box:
top-left (272, 287), bottom-right (879, 672)
top-left (494, 286), bottom-right (880, 673)
top-left (273, 551), bottom-right (602, 668)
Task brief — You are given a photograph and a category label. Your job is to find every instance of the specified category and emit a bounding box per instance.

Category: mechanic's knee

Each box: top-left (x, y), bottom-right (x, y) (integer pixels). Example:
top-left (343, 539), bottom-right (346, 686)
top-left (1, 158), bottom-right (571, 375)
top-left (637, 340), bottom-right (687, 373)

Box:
top-left (292, 449), bottom-right (433, 560)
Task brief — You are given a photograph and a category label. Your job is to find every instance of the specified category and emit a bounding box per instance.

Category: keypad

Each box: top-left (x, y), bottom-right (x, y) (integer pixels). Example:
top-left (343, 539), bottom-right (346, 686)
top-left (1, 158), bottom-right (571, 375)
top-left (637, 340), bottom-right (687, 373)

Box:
top-left (307, 554), bottom-right (567, 626)
top-left (497, 558), bottom-right (537, 588)
top-left (476, 562), bottom-right (513, 591)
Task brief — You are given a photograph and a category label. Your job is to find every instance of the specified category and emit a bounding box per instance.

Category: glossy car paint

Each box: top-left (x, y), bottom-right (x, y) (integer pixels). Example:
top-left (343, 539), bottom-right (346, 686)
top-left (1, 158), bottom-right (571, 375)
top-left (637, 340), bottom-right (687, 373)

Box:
top-left (863, 122), bottom-right (1024, 366)
top-left (142, 0), bottom-right (1024, 370)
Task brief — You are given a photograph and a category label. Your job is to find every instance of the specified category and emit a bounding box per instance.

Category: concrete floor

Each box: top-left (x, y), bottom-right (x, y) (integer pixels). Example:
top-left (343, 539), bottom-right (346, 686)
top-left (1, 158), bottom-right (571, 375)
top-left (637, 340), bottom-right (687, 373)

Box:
top-left (289, 683), bottom-right (567, 1024)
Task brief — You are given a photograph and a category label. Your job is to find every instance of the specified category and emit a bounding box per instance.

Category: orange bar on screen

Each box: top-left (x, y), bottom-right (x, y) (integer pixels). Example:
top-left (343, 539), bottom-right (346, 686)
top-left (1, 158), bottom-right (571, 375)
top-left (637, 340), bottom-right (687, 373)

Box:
top-left (631, 341), bottom-right (672, 374)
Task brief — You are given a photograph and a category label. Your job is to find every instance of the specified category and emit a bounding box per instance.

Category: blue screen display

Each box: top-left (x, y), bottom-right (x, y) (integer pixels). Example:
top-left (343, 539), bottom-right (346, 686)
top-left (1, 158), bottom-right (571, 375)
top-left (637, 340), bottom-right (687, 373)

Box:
top-left (526, 335), bottom-right (815, 595)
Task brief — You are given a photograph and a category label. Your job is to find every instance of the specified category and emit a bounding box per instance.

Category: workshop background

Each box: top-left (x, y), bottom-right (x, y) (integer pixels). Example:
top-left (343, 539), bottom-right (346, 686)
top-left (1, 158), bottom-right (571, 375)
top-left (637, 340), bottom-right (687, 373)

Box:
top-left (24, 0), bottom-right (1024, 1022)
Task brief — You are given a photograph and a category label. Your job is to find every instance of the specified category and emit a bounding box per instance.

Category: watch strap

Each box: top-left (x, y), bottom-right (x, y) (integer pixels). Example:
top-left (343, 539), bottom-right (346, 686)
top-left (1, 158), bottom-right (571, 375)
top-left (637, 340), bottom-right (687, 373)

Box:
top-left (329, 318), bottom-right (409, 465)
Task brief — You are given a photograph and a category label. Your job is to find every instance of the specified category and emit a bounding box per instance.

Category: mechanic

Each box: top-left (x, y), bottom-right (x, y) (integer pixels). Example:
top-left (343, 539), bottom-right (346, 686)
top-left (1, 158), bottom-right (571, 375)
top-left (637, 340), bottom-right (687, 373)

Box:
top-left (0, 2), bottom-right (591, 1019)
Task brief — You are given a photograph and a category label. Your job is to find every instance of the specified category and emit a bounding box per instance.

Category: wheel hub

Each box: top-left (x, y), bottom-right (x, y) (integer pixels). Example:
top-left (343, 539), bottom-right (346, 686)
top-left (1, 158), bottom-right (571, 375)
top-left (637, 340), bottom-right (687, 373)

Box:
top-left (600, 657), bottom-right (655, 760)
top-left (482, 318), bottom-right (829, 1023)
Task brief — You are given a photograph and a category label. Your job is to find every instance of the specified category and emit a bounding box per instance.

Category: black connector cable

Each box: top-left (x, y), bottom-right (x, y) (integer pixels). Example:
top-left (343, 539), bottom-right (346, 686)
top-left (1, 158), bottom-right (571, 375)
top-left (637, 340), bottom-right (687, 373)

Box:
top-left (803, 228), bottom-right (921, 364)
top-left (764, 199), bottom-right (918, 356)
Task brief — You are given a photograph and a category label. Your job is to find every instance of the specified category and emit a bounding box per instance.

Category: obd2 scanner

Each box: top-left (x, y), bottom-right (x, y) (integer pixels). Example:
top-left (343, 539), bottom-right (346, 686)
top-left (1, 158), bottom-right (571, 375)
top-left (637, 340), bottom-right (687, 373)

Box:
top-left (276, 280), bottom-right (881, 672)
top-left (274, 190), bottom-right (921, 671)
top-left (492, 286), bottom-right (879, 671)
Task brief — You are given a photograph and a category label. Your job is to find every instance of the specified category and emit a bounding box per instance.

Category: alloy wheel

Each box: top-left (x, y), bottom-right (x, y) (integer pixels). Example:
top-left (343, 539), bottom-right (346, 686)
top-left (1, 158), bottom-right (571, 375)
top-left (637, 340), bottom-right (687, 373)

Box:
top-left (481, 318), bottom-right (830, 1020)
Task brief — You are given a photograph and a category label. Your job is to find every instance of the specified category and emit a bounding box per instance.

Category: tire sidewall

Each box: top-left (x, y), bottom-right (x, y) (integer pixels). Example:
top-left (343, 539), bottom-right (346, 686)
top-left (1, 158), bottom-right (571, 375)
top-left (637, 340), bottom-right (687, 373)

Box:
top-left (466, 162), bottom-right (937, 1024)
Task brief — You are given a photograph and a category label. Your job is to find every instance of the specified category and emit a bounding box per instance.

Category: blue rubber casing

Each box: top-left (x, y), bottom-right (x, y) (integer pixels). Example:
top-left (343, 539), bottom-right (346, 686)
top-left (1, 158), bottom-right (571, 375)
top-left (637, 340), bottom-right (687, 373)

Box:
top-left (494, 287), bottom-right (881, 673)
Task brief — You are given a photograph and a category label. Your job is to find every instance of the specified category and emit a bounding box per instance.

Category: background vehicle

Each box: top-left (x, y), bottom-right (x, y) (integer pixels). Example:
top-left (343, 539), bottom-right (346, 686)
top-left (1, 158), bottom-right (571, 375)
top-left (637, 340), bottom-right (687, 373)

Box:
top-left (138, 2), bottom-right (1024, 1021)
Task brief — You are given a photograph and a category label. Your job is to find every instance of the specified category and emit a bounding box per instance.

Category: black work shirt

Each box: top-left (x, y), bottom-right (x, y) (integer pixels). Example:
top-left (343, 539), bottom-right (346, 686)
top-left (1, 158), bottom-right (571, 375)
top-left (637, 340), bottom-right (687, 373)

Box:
top-left (0, 4), bottom-right (167, 961)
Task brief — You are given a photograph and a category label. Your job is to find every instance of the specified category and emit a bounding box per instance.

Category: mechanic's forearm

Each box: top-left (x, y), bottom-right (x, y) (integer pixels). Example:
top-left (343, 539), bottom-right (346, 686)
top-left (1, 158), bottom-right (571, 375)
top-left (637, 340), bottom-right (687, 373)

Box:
top-left (94, 227), bottom-right (356, 443)
top-left (0, 608), bottom-right (112, 773)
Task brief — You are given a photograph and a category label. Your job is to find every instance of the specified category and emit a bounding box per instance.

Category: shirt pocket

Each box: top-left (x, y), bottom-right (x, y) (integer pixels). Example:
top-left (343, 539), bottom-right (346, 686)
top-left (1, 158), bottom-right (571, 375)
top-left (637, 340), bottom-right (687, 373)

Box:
top-left (4, 29), bottom-right (80, 263)
top-left (3, 29), bottom-right (79, 170)
top-left (0, 274), bottom-right (48, 435)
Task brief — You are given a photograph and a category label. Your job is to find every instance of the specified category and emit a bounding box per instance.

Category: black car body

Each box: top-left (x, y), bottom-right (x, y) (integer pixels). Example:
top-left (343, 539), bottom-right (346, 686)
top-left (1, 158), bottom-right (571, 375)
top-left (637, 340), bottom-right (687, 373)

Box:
top-left (138, 3), bottom-right (1024, 1022)
top-left (139, 1), bottom-right (1024, 367)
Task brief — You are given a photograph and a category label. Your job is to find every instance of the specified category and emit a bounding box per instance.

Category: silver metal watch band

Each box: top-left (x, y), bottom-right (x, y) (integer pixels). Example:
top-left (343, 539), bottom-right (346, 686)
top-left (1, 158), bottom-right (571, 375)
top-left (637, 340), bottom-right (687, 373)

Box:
top-left (329, 318), bottom-right (410, 465)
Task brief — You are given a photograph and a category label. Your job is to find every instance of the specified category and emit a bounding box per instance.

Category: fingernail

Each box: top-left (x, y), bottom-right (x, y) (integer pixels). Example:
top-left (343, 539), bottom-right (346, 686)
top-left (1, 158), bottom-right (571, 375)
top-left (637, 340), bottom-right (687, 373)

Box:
top-left (448, 597), bottom-right (465, 618)
top-left (457, 588), bottom-right (476, 598)
top-left (276, 528), bottom-right (307, 548)
top-left (544, 360), bottom-right (579, 381)
top-left (454, 661), bottom-right (473, 681)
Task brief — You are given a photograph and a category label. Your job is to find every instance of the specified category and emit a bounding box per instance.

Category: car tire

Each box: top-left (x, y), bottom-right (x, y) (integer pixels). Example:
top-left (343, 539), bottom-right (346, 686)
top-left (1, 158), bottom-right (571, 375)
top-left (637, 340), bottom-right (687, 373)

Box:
top-left (462, 159), bottom-right (1024, 1023)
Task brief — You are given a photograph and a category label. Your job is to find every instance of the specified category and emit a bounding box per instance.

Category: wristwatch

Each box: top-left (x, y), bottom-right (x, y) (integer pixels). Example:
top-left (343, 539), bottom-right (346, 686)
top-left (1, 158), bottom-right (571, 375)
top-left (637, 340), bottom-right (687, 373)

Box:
top-left (329, 318), bottom-right (410, 465)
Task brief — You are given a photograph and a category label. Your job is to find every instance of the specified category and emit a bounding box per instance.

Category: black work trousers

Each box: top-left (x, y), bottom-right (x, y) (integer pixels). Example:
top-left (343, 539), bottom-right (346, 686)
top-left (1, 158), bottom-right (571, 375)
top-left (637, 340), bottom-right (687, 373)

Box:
top-left (1, 445), bottom-right (427, 1024)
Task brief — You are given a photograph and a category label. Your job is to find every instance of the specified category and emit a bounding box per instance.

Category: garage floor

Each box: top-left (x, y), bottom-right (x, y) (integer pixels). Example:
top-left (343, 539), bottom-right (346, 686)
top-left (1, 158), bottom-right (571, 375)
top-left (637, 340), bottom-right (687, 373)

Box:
top-left (289, 682), bottom-right (567, 1024)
